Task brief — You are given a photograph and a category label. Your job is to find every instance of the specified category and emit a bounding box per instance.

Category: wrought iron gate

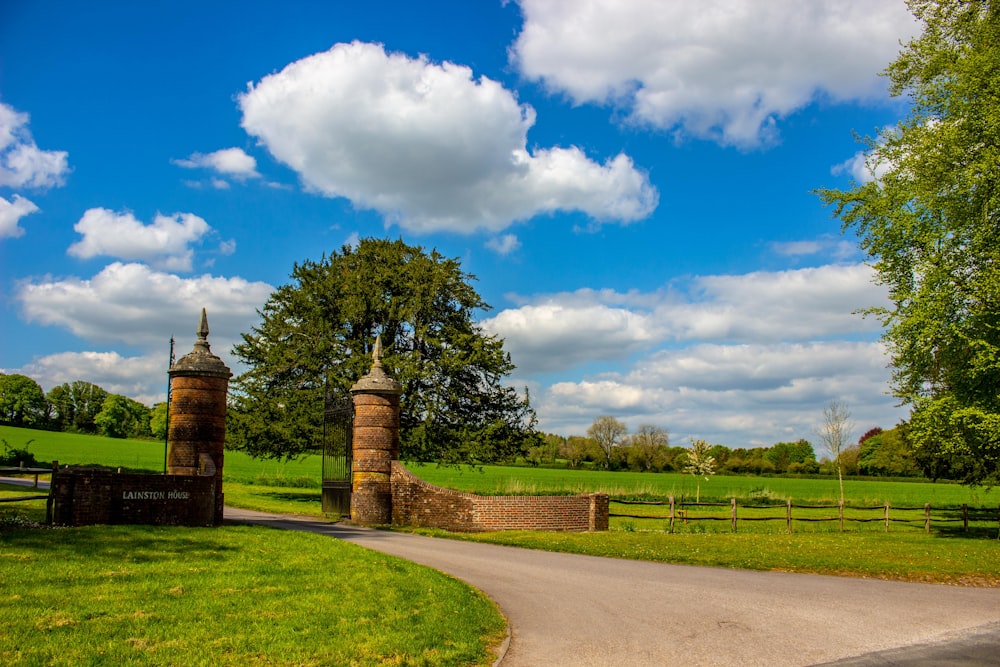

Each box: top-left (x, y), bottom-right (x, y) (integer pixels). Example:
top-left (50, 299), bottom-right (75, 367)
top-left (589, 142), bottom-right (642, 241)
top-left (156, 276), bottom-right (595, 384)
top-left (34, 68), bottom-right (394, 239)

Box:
top-left (321, 395), bottom-right (352, 515)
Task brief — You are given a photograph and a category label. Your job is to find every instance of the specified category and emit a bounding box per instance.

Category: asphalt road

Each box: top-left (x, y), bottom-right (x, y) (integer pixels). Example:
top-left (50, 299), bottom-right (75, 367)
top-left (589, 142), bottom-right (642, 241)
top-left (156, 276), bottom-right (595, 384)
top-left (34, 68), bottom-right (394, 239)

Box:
top-left (224, 508), bottom-right (1000, 666)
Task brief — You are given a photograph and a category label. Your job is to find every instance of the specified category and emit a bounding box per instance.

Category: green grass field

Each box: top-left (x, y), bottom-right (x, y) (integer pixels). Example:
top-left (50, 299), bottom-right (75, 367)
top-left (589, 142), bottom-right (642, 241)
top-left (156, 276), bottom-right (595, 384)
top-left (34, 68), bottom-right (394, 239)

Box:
top-left (406, 462), bottom-right (992, 507)
top-left (3, 424), bottom-right (998, 587)
top-left (0, 523), bottom-right (505, 666)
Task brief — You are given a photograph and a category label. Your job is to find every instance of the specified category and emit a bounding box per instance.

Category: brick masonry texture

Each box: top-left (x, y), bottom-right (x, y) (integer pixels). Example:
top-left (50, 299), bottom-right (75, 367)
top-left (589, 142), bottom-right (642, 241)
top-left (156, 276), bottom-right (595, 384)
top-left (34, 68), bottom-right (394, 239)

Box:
top-left (50, 469), bottom-right (218, 526)
top-left (391, 462), bottom-right (609, 532)
top-left (350, 391), bottom-right (400, 525)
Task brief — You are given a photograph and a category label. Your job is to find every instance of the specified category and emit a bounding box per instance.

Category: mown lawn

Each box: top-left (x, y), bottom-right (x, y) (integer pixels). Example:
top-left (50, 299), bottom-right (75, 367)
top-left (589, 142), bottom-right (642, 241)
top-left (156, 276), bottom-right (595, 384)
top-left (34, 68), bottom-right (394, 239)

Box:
top-left (403, 528), bottom-right (1000, 586)
top-left (0, 523), bottom-right (506, 666)
top-left (4, 425), bottom-right (998, 588)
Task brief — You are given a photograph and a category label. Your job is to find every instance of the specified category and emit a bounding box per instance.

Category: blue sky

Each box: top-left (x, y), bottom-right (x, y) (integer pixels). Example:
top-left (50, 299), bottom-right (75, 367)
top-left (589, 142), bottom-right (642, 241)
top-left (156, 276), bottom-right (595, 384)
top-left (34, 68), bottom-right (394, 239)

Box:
top-left (1, 0), bottom-right (921, 447)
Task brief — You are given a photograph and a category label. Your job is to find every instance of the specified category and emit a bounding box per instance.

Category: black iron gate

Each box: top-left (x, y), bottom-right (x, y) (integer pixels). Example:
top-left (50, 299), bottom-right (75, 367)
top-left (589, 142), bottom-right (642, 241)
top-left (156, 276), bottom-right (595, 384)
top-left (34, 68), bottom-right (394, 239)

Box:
top-left (321, 395), bottom-right (352, 516)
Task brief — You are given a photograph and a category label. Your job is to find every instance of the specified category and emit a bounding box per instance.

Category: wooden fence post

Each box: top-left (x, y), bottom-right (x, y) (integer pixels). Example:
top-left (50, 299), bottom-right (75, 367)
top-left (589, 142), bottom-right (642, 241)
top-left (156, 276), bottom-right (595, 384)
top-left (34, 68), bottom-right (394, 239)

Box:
top-left (786, 499), bottom-right (792, 534)
top-left (924, 503), bottom-right (931, 534)
top-left (731, 498), bottom-right (737, 533)
top-left (669, 496), bottom-right (675, 534)
top-left (838, 500), bottom-right (844, 532)
top-left (46, 460), bottom-right (58, 525)
top-left (963, 504), bottom-right (969, 533)
top-left (884, 503), bottom-right (889, 532)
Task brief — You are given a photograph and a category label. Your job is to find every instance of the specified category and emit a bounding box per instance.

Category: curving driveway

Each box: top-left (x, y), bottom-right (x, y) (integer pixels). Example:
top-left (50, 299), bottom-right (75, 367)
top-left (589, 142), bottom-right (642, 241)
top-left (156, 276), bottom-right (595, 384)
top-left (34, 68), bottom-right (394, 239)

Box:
top-left (224, 508), bottom-right (1000, 666)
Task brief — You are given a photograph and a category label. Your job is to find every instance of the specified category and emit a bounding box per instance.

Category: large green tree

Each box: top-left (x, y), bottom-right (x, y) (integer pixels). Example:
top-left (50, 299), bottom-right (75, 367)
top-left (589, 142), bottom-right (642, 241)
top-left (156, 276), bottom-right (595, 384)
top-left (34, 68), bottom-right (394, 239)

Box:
top-left (0, 373), bottom-right (48, 427)
top-left (46, 381), bottom-right (109, 433)
top-left (94, 394), bottom-right (152, 439)
top-left (229, 238), bottom-right (539, 463)
top-left (820, 0), bottom-right (1000, 487)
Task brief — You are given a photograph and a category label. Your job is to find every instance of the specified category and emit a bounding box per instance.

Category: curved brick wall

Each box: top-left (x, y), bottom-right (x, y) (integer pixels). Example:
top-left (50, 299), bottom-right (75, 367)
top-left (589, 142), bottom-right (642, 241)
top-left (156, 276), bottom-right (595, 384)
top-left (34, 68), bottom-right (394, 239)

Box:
top-left (391, 462), bottom-right (609, 532)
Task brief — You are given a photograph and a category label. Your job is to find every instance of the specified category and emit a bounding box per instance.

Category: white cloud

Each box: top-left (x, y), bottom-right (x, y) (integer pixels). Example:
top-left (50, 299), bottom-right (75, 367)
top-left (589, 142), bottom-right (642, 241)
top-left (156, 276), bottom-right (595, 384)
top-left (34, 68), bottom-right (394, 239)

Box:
top-left (771, 238), bottom-right (859, 262)
top-left (485, 300), bottom-right (658, 372)
top-left (0, 194), bottom-right (39, 239)
top-left (67, 208), bottom-right (213, 271)
top-left (16, 262), bottom-right (274, 358)
top-left (239, 41), bottom-right (657, 232)
top-left (534, 341), bottom-right (902, 446)
top-left (11, 351), bottom-right (167, 405)
top-left (511, 0), bottom-right (918, 147)
top-left (486, 234), bottom-right (522, 255)
top-left (173, 147), bottom-right (260, 180)
top-left (487, 261), bottom-right (903, 444)
top-left (832, 148), bottom-right (895, 184)
top-left (670, 263), bottom-right (887, 342)
top-left (0, 101), bottom-right (70, 189)
top-left (486, 263), bottom-right (888, 375)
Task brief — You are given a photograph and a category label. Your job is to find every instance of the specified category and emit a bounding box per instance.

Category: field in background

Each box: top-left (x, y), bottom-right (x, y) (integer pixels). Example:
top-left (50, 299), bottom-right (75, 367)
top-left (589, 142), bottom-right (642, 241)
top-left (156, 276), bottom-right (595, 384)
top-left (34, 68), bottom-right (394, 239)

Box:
top-left (407, 462), bottom-right (991, 507)
top-left (3, 425), bottom-right (998, 586)
top-left (3, 425), bottom-right (995, 510)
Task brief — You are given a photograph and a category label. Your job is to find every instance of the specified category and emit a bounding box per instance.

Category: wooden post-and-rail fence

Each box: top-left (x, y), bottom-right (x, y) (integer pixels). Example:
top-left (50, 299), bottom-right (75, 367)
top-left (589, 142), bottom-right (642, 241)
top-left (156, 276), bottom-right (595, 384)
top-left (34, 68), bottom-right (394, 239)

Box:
top-left (0, 462), bottom-right (58, 523)
top-left (611, 497), bottom-right (1000, 537)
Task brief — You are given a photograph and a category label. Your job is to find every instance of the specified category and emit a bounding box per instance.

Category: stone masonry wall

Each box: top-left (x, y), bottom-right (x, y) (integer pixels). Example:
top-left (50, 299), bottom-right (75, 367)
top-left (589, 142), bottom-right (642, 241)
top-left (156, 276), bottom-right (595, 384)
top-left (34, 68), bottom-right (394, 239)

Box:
top-left (391, 462), bottom-right (609, 532)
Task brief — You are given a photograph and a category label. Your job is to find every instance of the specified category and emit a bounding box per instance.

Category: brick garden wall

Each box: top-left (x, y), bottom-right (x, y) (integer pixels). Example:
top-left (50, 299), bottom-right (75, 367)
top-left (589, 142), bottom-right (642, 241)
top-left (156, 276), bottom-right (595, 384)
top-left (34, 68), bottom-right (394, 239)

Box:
top-left (391, 462), bottom-right (609, 532)
top-left (51, 469), bottom-right (218, 527)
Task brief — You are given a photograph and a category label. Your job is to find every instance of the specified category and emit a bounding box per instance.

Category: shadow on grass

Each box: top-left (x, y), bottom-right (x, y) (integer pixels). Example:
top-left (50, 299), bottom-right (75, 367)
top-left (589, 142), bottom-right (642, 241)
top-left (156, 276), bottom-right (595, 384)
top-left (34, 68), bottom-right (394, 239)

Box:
top-left (0, 524), bottom-right (241, 561)
top-left (932, 526), bottom-right (1000, 540)
top-left (250, 490), bottom-right (320, 503)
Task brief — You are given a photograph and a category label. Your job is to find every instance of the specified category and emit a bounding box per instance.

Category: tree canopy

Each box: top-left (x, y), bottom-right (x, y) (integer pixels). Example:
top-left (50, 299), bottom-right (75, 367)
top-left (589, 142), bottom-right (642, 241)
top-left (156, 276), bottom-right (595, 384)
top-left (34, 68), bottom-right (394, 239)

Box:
top-left (228, 238), bottom-right (539, 463)
top-left (587, 416), bottom-right (628, 469)
top-left (0, 373), bottom-right (48, 428)
top-left (819, 0), bottom-right (1000, 487)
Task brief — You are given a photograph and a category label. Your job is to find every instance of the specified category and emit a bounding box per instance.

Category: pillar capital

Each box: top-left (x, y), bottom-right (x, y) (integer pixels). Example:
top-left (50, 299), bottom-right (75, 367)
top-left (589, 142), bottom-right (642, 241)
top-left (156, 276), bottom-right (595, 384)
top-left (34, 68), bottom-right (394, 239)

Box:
top-left (350, 334), bottom-right (401, 395)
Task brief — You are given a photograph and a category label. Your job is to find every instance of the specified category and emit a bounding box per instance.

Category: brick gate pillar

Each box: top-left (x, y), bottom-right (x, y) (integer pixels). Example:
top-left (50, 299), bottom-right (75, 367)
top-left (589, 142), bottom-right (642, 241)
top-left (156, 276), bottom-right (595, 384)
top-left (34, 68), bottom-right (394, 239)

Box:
top-left (168, 308), bottom-right (232, 525)
top-left (349, 336), bottom-right (401, 526)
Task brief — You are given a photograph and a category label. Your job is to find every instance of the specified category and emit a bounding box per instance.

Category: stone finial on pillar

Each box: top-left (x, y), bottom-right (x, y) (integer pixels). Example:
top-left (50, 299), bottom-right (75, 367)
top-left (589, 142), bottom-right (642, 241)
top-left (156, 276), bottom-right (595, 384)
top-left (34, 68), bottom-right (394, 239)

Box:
top-left (349, 335), bottom-right (401, 525)
top-left (167, 308), bottom-right (232, 525)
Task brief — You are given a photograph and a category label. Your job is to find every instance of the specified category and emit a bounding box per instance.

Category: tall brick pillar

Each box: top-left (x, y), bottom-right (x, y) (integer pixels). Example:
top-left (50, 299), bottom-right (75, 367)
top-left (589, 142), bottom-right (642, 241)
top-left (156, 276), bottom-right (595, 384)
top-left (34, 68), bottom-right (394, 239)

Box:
top-left (168, 308), bottom-right (232, 525)
top-left (349, 336), bottom-right (401, 526)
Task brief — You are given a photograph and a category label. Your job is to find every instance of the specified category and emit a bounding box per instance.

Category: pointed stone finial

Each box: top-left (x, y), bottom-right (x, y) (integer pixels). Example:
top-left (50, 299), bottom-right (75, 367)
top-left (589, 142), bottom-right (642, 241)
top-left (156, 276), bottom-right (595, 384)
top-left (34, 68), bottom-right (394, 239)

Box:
top-left (197, 308), bottom-right (210, 344)
top-left (350, 335), bottom-right (401, 395)
top-left (170, 308), bottom-right (232, 379)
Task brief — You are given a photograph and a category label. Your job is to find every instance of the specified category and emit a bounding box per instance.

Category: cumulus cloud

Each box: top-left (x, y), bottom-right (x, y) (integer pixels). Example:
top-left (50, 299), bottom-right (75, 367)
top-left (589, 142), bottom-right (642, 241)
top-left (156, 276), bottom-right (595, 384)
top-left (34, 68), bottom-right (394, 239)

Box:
top-left (511, 0), bottom-right (918, 147)
top-left (16, 262), bottom-right (274, 354)
top-left (67, 208), bottom-right (214, 271)
top-left (485, 300), bottom-right (658, 372)
top-left (11, 351), bottom-right (168, 405)
top-left (0, 101), bottom-right (70, 189)
top-left (535, 341), bottom-right (902, 446)
top-left (486, 263), bottom-right (888, 374)
top-left (0, 194), bottom-right (39, 239)
top-left (487, 261), bottom-right (902, 444)
top-left (173, 147), bottom-right (260, 180)
top-left (239, 41), bottom-right (657, 232)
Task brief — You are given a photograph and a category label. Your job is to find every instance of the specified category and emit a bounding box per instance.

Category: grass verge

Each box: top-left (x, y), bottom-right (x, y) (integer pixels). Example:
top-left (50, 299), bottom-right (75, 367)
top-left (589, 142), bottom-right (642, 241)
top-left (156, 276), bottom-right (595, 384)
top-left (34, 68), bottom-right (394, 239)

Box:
top-left (403, 526), bottom-right (1000, 587)
top-left (0, 524), bottom-right (506, 666)
top-left (223, 482), bottom-right (326, 517)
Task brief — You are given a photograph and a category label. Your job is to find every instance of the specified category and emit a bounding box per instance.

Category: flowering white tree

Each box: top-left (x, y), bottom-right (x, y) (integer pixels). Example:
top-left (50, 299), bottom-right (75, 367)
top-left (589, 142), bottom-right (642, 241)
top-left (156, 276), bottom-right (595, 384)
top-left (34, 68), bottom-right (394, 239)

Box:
top-left (817, 401), bottom-right (854, 506)
top-left (684, 439), bottom-right (716, 502)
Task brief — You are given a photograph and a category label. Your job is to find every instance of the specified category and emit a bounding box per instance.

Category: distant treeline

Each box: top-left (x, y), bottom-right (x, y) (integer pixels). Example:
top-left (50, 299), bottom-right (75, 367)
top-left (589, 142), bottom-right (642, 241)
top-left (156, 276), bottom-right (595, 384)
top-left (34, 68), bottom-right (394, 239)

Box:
top-left (529, 426), bottom-right (921, 478)
top-left (0, 373), bottom-right (165, 441)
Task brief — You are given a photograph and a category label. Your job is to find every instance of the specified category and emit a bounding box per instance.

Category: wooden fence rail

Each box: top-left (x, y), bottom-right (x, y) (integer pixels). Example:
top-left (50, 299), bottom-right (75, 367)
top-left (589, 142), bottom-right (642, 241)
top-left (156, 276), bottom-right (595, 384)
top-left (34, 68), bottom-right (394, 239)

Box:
top-left (610, 497), bottom-right (1000, 537)
top-left (0, 463), bottom-right (57, 522)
